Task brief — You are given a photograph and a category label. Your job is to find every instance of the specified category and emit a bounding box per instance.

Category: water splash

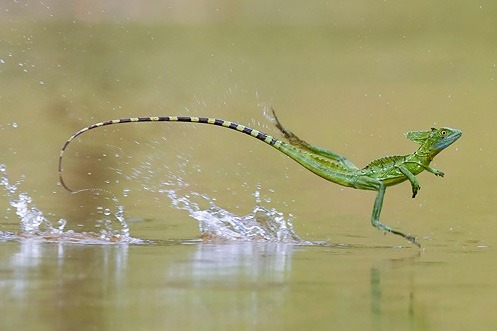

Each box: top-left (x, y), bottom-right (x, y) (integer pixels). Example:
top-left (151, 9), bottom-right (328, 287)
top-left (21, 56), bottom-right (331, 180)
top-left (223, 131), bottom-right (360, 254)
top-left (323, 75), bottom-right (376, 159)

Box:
top-left (1, 161), bottom-right (314, 245)
top-left (0, 164), bottom-right (137, 244)
top-left (160, 183), bottom-right (311, 244)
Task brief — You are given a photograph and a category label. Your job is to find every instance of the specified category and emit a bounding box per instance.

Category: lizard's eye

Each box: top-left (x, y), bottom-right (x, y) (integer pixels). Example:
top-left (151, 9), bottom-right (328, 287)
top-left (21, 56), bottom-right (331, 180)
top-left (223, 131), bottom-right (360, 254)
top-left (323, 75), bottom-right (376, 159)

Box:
top-left (440, 129), bottom-right (447, 136)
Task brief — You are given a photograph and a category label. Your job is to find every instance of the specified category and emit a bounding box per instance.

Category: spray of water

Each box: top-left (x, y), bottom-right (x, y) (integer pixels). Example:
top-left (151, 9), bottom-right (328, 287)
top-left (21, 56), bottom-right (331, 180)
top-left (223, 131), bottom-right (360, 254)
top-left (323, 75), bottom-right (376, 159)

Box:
top-left (1, 161), bottom-right (315, 245)
top-left (158, 181), bottom-right (311, 244)
top-left (0, 164), bottom-right (135, 244)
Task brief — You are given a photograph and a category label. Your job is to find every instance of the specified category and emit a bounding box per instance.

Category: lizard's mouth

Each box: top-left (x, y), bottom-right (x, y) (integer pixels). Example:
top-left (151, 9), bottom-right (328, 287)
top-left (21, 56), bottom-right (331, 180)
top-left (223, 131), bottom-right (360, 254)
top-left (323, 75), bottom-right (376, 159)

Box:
top-left (434, 128), bottom-right (462, 151)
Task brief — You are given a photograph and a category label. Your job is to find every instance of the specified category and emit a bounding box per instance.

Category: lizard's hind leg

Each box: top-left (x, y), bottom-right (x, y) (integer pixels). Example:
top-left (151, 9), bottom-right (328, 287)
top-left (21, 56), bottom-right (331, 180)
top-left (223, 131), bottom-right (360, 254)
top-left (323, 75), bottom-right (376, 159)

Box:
top-left (371, 183), bottom-right (420, 248)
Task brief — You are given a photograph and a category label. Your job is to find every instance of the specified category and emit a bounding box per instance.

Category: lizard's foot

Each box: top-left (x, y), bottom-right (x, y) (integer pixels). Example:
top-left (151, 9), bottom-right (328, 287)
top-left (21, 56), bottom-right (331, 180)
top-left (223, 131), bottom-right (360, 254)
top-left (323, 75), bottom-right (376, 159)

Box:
top-left (373, 220), bottom-right (421, 248)
top-left (412, 185), bottom-right (420, 198)
top-left (390, 229), bottom-right (421, 248)
top-left (270, 108), bottom-right (291, 137)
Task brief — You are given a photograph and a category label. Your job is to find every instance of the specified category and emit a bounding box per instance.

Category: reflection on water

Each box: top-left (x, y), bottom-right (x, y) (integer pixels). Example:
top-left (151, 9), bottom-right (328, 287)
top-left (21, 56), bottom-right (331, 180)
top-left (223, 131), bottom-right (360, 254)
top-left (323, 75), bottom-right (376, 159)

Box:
top-left (370, 254), bottom-right (424, 330)
top-left (0, 238), bottom-right (294, 330)
top-left (6, 240), bottom-right (128, 299)
top-left (182, 242), bottom-right (292, 283)
top-left (0, 240), bottom-right (129, 331)
top-left (1, 223), bottom-right (496, 330)
top-left (162, 242), bottom-right (294, 329)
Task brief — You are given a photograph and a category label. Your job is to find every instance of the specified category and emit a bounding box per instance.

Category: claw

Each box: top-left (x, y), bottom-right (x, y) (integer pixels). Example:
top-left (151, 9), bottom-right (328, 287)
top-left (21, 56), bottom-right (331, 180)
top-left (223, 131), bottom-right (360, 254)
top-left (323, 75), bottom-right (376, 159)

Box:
top-left (412, 185), bottom-right (420, 198)
top-left (390, 229), bottom-right (421, 248)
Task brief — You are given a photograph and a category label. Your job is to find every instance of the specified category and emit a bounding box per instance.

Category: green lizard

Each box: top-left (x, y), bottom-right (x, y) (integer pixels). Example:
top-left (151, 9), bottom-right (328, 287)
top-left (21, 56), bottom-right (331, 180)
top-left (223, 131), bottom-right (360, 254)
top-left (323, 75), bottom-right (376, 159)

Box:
top-left (58, 110), bottom-right (462, 246)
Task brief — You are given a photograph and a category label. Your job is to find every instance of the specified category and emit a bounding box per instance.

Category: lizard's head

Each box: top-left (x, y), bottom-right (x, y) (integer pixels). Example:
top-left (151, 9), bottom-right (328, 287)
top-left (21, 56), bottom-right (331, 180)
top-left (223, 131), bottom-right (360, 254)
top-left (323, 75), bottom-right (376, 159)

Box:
top-left (406, 127), bottom-right (462, 155)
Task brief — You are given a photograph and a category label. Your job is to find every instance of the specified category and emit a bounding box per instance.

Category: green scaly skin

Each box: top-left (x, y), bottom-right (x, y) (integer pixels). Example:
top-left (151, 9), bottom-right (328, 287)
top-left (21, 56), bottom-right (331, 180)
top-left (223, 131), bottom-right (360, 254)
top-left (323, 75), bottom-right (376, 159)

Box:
top-left (58, 110), bottom-right (462, 247)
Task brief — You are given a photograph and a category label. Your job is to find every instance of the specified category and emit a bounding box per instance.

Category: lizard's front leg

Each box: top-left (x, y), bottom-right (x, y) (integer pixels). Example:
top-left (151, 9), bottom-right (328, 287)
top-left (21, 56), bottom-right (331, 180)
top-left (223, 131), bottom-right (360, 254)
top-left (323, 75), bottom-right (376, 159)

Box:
top-left (397, 165), bottom-right (421, 198)
top-left (423, 165), bottom-right (444, 177)
top-left (405, 161), bottom-right (444, 177)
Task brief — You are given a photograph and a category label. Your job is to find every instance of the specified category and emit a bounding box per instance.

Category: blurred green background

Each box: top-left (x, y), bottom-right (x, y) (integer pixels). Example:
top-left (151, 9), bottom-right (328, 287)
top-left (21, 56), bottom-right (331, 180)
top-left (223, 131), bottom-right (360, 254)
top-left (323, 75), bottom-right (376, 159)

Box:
top-left (1, 1), bottom-right (497, 330)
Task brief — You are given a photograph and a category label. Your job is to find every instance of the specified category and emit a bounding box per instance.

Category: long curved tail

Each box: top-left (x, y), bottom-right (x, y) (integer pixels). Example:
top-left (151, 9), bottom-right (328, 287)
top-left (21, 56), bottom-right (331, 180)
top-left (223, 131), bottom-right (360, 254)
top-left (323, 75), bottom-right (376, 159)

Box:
top-left (59, 115), bottom-right (356, 192)
top-left (58, 116), bottom-right (286, 192)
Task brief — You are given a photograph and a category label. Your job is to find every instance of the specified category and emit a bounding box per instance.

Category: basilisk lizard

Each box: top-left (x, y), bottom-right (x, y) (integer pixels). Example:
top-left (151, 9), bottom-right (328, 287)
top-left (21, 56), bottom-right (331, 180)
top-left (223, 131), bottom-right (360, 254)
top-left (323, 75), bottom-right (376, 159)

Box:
top-left (58, 110), bottom-right (462, 246)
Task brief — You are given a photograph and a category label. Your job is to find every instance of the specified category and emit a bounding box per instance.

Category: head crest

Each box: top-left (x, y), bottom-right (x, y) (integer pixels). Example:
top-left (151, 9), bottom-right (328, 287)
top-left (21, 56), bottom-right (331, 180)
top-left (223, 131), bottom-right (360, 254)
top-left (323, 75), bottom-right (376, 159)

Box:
top-left (405, 129), bottom-right (434, 144)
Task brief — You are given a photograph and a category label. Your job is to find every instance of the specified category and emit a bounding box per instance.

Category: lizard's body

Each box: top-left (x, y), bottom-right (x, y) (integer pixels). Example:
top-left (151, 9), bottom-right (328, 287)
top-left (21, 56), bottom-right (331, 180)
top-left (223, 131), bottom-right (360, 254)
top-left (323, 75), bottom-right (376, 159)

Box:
top-left (58, 111), bottom-right (462, 246)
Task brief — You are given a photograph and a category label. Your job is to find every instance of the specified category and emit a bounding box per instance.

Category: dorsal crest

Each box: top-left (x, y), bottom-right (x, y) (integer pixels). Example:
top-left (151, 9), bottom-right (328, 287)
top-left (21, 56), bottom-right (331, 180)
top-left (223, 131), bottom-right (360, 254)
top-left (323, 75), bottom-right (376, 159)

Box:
top-left (364, 155), bottom-right (405, 170)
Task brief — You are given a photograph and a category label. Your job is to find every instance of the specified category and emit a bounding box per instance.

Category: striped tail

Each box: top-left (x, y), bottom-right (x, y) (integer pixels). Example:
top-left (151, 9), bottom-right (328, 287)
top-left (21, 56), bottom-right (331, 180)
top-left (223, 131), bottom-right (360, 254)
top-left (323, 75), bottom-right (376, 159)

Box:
top-left (58, 116), bottom-right (285, 192)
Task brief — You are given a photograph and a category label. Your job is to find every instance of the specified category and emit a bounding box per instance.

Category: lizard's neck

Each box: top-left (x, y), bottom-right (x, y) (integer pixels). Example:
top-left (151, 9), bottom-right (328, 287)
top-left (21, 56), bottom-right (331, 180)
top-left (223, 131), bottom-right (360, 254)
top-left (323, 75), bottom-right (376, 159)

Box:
top-left (414, 148), bottom-right (435, 164)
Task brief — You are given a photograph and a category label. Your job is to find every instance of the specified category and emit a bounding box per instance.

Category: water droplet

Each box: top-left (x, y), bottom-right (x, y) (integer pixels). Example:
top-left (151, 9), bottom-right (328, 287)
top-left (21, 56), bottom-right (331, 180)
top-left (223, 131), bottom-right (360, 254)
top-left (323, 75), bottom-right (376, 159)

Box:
top-left (58, 219), bottom-right (67, 230)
